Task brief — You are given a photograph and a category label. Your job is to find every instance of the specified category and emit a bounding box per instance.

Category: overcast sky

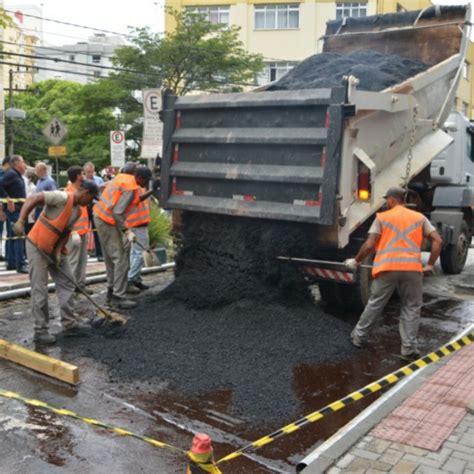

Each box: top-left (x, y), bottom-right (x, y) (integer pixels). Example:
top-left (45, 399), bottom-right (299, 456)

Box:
top-left (5, 0), bottom-right (165, 45)
top-left (4, 0), bottom-right (473, 46)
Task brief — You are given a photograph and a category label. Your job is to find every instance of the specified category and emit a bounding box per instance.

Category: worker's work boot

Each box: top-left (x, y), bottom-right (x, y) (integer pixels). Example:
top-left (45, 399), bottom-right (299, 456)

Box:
top-left (110, 295), bottom-right (137, 309)
top-left (400, 352), bottom-right (421, 363)
top-left (133, 281), bottom-right (150, 291)
top-left (350, 331), bottom-right (366, 348)
top-left (33, 332), bottom-right (56, 345)
top-left (61, 321), bottom-right (91, 337)
top-left (126, 283), bottom-right (141, 294)
top-left (106, 287), bottom-right (113, 304)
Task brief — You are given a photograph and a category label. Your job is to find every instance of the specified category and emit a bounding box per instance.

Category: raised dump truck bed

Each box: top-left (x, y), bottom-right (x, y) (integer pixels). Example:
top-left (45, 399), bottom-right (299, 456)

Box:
top-left (161, 6), bottom-right (470, 250)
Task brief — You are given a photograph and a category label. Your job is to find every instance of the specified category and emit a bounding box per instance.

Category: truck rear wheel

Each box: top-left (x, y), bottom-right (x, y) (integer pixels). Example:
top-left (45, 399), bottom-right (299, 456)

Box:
top-left (440, 221), bottom-right (470, 274)
top-left (318, 256), bottom-right (373, 312)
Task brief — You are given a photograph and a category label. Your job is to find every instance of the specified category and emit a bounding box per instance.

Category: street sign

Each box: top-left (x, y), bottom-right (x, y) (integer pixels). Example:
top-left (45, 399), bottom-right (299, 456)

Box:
top-left (43, 117), bottom-right (68, 145)
top-left (140, 89), bottom-right (163, 161)
top-left (110, 130), bottom-right (125, 167)
top-left (48, 145), bottom-right (67, 157)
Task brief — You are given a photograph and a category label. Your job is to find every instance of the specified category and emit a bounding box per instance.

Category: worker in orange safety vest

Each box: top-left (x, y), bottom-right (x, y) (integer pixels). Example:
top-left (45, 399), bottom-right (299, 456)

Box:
top-left (13, 180), bottom-right (99, 344)
top-left (93, 163), bottom-right (154, 309)
top-left (345, 186), bottom-right (443, 362)
top-left (65, 166), bottom-right (91, 295)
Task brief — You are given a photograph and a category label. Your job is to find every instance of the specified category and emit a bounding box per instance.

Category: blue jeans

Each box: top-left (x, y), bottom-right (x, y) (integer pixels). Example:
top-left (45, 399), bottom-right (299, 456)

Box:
top-left (128, 226), bottom-right (149, 282)
top-left (6, 208), bottom-right (26, 270)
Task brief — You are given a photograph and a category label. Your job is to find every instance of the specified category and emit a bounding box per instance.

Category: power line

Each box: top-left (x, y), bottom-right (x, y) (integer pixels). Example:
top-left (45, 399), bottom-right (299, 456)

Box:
top-left (1, 50), bottom-right (161, 78)
top-left (5, 9), bottom-right (134, 38)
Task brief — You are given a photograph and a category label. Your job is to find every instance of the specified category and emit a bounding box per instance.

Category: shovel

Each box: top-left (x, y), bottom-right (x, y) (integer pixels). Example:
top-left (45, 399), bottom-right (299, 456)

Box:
top-left (133, 238), bottom-right (161, 268)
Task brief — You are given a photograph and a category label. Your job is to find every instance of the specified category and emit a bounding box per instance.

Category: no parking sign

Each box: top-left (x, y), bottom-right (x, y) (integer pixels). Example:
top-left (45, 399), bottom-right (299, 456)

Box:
top-left (110, 130), bottom-right (125, 167)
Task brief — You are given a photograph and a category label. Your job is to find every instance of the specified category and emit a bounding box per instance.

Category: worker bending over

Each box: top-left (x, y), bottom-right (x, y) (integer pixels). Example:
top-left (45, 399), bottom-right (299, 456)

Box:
top-left (346, 186), bottom-right (443, 362)
top-left (93, 164), bottom-right (154, 308)
top-left (66, 166), bottom-right (91, 294)
top-left (13, 181), bottom-right (99, 344)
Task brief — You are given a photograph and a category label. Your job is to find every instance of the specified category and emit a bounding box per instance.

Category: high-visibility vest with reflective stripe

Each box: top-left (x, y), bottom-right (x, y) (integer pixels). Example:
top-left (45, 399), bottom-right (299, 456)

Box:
top-left (65, 183), bottom-right (89, 236)
top-left (28, 192), bottom-right (75, 255)
top-left (126, 187), bottom-right (151, 228)
top-left (372, 205), bottom-right (424, 277)
top-left (93, 173), bottom-right (138, 225)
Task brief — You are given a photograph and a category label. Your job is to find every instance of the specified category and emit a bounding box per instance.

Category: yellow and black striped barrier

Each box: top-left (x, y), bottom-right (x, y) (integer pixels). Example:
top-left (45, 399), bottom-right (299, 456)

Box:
top-left (0, 198), bottom-right (26, 203)
top-left (216, 329), bottom-right (474, 464)
top-left (0, 388), bottom-right (187, 456)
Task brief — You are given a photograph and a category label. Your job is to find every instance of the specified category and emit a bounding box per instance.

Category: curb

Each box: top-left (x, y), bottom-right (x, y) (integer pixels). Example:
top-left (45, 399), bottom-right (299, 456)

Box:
top-left (0, 263), bottom-right (175, 301)
top-left (297, 323), bottom-right (474, 473)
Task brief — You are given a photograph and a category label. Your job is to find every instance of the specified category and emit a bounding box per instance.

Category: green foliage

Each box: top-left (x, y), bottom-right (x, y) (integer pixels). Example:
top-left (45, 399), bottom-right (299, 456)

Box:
top-left (8, 79), bottom-right (122, 170)
top-left (112, 9), bottom-right (264, 95)
top-left (148, 200), bottom-right (172, 248)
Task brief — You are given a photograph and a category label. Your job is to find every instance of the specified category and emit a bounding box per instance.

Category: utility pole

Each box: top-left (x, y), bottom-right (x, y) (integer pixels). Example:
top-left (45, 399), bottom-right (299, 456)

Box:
top-left (8, 69), bottom-right (14, 156)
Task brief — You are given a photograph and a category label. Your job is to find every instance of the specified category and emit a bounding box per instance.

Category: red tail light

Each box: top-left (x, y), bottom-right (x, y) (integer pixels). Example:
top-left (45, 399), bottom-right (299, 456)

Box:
top-left (357, 163), bottom-right (371, 201)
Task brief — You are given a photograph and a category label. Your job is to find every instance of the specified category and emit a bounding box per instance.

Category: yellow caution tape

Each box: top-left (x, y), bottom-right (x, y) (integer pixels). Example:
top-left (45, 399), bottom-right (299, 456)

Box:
top-left (217, 330), bottom-right (474, 464)
top-left (0, 388), bottom-right (187, 457)
top-left (0, 198), bottom-right (26, 203)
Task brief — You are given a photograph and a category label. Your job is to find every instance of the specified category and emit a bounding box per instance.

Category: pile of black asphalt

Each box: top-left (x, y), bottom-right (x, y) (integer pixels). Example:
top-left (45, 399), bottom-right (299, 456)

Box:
top-left (268, 49), bottom-right (430, 92)
top-left (62, 214), bottom-right (357, 424)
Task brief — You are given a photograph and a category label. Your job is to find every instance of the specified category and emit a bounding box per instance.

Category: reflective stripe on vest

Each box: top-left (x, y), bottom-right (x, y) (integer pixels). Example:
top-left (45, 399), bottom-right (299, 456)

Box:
top-left (65, 184), bottom-right (89, 235)
top-left (126, 188), bottom-right (151, 228)
top-left (372, 206), bottom-right (424, 277)
top-left (93, 174), bottom-right (138, 225)
top-left (28, 193), bottom-right (75, 255)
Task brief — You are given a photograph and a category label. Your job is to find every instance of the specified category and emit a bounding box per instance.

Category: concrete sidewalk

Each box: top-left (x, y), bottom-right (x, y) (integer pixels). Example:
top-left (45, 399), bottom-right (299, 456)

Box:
top-left (326, 343), bottom-right (474, 473)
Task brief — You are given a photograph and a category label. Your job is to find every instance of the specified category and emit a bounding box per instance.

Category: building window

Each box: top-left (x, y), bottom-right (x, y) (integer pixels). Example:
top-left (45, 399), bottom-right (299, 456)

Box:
top-left (92, 54), bottom-right (101, 64)
top-left (186, 6), bottom-right (230, 25)
top-left (462, 101), bottom-right (469, 116)
top-left (69, 54), bottom-right (76, 61)
top-left (254, 4), bottom-right (299, 30)
top-left (93, 71), bottom-right (101, 77)
top-left (336, 2), bottom-right (368, 20)
top-left (462, 61), bottom-right (470, 80)
top-left (258, 62), bottom-right (295, 84)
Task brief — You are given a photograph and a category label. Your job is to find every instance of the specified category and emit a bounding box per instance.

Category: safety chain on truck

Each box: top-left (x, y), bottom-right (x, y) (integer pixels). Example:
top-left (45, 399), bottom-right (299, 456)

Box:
top-left (404, 104), bottom-right (418, 194)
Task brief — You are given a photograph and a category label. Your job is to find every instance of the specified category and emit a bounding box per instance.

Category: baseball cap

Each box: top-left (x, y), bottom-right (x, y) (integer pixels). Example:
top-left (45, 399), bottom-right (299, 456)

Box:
top-left (383, 186), bottom-right (405, 201)
top-left (135, 166), bottom-right (152, 179)
top-left (122, 162), bottom-right (138, 174)
top-left (80, 179), bottom-right (99, 196)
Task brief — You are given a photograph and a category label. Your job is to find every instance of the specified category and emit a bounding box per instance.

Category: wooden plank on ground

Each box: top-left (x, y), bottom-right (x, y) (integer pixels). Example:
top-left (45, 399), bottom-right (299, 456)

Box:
top-left (0, 339), bottom-right (79, 385)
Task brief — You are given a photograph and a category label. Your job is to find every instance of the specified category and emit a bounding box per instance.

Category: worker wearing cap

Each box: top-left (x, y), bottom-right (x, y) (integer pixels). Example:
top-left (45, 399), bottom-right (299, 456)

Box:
top-left (345, 186), bottom-right (443, 361)
top-left (13, 180), bottom-right (99, 345)
top-left (93, 163), bottom-right (155, 308)
top-left (65, 166), bottom-right (91, 295)
top-left (126, 166), bottom-right (153, 293)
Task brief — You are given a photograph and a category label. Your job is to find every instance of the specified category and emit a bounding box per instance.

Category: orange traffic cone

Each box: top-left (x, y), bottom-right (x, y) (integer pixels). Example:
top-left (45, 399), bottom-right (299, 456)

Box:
top-left (186, 433), bottom-right (222, 474)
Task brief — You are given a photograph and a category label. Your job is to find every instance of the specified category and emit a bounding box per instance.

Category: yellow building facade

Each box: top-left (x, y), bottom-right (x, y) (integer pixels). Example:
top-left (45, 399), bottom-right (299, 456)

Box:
top-left (165, 0), bottom-right (473, 117)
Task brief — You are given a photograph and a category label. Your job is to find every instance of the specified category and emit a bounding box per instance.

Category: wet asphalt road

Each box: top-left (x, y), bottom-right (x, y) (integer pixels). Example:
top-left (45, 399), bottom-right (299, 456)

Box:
top-left (0, 251), bottom-right (473, 473)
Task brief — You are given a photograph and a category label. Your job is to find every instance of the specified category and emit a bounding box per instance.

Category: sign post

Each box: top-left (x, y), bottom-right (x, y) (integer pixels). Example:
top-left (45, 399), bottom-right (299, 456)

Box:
top-left (140, 89), bottom-right (163, 169)
top-left (110, 130), bottom-right (125, 168)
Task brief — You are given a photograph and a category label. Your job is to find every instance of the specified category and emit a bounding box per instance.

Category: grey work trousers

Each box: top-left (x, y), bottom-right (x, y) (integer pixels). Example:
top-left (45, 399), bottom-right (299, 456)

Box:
top-left (352, 271), bottom-right (423, 356)
top-left (66, 233), bottom-right (88, 289)
top-left (94, 215), bottom-right (130, 298)
top-left (26, 240), bottom-right (79, 333)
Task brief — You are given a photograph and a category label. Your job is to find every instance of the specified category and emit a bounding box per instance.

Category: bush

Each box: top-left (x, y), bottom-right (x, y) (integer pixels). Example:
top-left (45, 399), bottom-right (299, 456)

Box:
top-left (148, 199), bottom-right (172, 248)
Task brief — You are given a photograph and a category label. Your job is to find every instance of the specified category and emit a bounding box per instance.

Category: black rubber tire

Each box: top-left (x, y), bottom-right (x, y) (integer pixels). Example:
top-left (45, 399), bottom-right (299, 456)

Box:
top-left (318, 256), bottom-right (373, 312)
top-left (440, 221), bottom-right (471, 275)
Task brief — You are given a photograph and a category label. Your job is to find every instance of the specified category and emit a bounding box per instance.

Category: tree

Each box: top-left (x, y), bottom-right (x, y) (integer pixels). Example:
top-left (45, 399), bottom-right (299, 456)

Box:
top-left (113, 9), bottom-right (264, 95)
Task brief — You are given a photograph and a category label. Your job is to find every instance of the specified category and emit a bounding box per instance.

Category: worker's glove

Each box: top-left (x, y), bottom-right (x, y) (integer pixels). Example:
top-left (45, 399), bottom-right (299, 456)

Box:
top-left (344, 258), bottom-right (360, 271)
top-left (70, 232), bottom-right (81, 246)
top-left (422, 264), bottom-right (435, 276)
top-left (125, 230), bottom-right (137, 243)
top-left (13, 219), bottom-right (25, 236)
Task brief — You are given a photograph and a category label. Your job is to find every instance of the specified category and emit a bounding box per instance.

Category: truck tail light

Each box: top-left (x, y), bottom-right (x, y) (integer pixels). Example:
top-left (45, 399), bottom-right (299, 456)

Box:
top-left (357, 163), bottom-right (371, 201)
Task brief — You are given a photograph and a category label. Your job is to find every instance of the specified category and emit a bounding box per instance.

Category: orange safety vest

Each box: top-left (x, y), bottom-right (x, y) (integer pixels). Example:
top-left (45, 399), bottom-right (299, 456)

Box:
top-left (372, 205), bottom-right (425, 277)
top-left (93, 173), bottom-right (138, 225)
top-left (65, 183), bottom-right (89, 236)
top-left (126, 187), bottom-right (151, 228)
top-left (28, 192), bottom-right (75, 255)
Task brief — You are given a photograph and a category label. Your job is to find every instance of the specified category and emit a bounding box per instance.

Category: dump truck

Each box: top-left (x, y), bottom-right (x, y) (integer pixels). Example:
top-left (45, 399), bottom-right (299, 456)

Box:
top-left (160, 5), bottom-right (473, 309)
